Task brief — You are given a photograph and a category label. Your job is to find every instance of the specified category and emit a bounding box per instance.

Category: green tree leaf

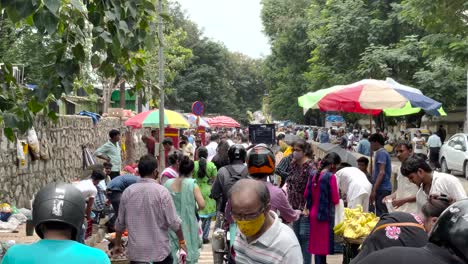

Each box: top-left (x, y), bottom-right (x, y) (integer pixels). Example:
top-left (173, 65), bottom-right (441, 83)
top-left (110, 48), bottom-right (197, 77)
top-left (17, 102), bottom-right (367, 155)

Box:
top-left (72, 43), bottom-right (85, 61)
top-left (27, 98), bottom-right (44, 114)
top-left (47, 110), bottom-right (58, 121)
top-left (3, 127), bottom-right (14, 141)
top-left (43, 0), bottom-right (60, 16)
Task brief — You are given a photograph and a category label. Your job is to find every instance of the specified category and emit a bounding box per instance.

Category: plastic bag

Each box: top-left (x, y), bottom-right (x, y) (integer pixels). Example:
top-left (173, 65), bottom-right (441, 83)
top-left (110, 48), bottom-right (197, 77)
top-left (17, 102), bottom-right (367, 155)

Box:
top-left (177, 249), bottom-right (187, 264)
top-left (17, 140), bottom-right (27, 169)
top-left (82, 146), bottom-right (96, 169)
top-left (335, 199), bottom-right (345, 226)
top-left (27, 127), bottom-right (40, 160)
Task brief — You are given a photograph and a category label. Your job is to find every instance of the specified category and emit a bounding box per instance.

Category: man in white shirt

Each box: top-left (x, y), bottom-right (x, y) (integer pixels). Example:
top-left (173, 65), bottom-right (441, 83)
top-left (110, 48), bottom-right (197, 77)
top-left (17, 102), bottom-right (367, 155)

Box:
top-left (427, 130), bottom-right (442, 169)
top-left (383, 142), bottom-right (419, 214)
top-left (335, 164), bottom-right (372, 211)
top-left (73, 170), bottom-right (106, 243)
top-left (400, 154), bottom-right (467, 214)
top-left (412, 130), bottom-right (427, 155)
top-left (206, 133), bottom-right (220, 160)
top-left (230, 179), bottom-right (303, 264)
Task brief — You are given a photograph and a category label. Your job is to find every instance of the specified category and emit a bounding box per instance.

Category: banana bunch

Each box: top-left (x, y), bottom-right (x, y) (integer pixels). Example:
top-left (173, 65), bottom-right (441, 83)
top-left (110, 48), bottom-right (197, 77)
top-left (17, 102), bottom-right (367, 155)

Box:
top-left (334, 205), bottom-right (379, 239)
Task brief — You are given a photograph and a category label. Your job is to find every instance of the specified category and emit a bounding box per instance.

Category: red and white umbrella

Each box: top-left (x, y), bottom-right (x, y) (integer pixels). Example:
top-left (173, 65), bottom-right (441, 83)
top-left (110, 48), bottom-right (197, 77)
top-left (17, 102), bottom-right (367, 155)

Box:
top-left (207, 116), bottom-right (240, 128)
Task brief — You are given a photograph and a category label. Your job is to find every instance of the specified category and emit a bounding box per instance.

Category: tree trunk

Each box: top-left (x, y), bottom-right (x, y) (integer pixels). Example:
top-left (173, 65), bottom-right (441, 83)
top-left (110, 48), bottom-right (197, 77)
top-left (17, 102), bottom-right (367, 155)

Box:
top-left (119, 80), bottom-right (125, 109)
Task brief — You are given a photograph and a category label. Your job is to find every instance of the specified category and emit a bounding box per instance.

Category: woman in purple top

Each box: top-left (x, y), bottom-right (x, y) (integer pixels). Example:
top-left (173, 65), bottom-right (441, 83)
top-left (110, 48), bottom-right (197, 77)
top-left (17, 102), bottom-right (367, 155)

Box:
top-left (304, 152), bottom-right (340, 264)
top-left (286, 139), bottom-right (316, 264)
top-left (246, 144), bottom-right (301, 224)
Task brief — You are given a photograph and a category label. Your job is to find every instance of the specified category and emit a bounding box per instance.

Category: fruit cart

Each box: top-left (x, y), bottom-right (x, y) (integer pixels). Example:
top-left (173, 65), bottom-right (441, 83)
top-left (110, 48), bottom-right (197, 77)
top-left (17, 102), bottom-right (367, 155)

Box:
top-left (334, 206), bottom-right (378, 264)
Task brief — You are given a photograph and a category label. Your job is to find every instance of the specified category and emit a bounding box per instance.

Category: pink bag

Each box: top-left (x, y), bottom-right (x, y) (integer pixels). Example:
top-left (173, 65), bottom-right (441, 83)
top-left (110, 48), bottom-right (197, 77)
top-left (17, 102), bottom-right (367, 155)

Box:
top-left (177, 249), bottom-right (187, 264)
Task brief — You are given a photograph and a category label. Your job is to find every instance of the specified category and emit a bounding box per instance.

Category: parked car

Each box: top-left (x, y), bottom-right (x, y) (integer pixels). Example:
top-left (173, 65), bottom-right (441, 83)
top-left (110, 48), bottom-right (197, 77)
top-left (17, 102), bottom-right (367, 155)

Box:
top-left (439, 133), bottom-right (468, 178)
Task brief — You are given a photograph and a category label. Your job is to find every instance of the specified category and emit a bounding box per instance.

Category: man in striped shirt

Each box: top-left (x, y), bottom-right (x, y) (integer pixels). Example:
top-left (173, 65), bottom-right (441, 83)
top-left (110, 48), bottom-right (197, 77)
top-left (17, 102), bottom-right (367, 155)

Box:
top-left (230, 179), bottom-right (303, 264)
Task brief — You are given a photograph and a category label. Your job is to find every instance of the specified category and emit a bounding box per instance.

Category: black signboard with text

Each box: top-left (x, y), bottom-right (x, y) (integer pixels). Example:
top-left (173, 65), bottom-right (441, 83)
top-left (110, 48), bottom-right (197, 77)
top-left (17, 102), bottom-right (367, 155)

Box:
top-left (249, 124), bottom-right (276, 145)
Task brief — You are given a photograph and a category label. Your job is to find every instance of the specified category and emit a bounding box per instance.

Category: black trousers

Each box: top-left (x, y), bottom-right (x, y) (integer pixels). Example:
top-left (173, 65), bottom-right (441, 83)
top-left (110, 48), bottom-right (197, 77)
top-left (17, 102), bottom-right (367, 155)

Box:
top-left (375, 190), bottom-right (392, 216)
top-left (107, 191), bottom-right (122, 227)
top-left (429, 147), bottom-right (440, 168)
top-left (130, 253), bottom-right (173, 264)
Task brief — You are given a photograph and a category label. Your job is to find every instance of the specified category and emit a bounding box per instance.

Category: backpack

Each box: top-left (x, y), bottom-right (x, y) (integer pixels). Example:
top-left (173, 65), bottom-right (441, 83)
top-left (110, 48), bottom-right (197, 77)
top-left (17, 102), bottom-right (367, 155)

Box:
top-left (219, 165), bottom-right (249, 212)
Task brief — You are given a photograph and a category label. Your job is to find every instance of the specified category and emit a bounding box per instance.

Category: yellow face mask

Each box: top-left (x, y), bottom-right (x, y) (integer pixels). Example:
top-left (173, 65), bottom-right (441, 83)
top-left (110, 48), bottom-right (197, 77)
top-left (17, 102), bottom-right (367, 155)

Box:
top-left (236, 213), bottom-right (266, 237)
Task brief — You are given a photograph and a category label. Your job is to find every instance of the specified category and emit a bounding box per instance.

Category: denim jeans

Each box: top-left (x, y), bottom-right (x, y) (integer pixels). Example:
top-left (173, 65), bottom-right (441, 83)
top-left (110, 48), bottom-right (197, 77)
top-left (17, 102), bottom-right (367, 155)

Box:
top-left (201, 217), bottom-right (211, 240)
top-left (292, 215), bottom-right (311, 264)
top-left (315, 255), bottom-right (327, 264)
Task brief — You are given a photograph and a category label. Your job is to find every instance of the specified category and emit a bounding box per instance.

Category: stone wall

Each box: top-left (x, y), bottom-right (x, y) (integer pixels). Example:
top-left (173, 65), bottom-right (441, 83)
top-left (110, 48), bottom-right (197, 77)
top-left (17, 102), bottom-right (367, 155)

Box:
top-left (0, 116), bottom-right (146, 208)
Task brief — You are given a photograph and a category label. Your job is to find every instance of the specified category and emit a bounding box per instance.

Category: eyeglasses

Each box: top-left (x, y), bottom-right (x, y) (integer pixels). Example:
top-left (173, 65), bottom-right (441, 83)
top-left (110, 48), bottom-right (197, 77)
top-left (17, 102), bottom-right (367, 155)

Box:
top-left (232, 206), bottom-right (265, 221)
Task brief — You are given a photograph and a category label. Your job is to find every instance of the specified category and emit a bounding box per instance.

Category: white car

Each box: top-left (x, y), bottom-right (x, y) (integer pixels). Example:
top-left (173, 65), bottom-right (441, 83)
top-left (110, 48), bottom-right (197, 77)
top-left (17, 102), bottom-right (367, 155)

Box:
top-left (439, 133), bottom-right (468, 178)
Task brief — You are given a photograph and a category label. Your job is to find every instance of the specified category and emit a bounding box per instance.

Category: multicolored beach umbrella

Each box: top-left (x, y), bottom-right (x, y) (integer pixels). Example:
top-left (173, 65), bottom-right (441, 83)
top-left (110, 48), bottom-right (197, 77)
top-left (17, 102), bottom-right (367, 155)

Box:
top-left (298, 78), bottom-right (446, 116)
top-left (124, 109), bottom-right (190, 128)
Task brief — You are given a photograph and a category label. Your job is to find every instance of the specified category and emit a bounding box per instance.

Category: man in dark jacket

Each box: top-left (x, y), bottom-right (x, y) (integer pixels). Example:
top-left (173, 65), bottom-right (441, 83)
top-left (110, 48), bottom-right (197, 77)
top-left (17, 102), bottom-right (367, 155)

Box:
top-left (211, 145), bottom-right (248, 214)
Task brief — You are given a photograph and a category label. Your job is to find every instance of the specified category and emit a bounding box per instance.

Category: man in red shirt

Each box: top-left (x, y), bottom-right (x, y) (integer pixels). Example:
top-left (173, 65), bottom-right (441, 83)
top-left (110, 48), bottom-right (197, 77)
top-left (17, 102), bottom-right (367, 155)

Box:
top-left (142, 135), bottom-right (156, 156)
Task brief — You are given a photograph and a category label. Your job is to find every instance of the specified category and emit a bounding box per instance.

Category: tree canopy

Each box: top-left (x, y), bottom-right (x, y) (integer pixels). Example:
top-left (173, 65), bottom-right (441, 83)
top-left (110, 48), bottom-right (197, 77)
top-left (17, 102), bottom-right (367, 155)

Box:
top-left (0, 0), bottom-right (266, 138)
top-left (261, 0), bottom-right (467, 124)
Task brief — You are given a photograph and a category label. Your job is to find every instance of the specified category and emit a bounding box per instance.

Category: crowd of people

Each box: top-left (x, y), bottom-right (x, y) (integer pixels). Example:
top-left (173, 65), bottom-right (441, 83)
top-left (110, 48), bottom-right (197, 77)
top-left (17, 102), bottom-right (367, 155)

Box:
top-left (1, 125), bottom-right (467, 264)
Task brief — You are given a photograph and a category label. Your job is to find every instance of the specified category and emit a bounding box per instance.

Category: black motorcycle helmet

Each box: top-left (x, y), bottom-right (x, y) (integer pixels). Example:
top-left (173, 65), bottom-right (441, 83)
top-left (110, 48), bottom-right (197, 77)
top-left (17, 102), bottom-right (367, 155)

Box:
top-left (246, 144), bottom-right (276, 177)
top-left (33, 182), bottom-right (86, 241)
top-left (228, 144), bottom-right (247, 163)
top-left (429, 199), bottom-right (468, 263)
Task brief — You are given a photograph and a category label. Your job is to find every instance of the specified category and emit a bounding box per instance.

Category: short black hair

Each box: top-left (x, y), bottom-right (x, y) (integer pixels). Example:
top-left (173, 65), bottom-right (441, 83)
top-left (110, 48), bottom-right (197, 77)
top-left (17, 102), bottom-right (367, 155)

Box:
top-left (277, 133), bottom-right (285, 140)
top-left (369, 133), bottom-right (385, 145)
top-left (138, 154), bottom-right (158, 177)
top-left (103, 162), bottom-right (113, 169)
top-left (210, 133), bottom-right (220, 141)
top-left (109, 129), bottom-right (120, 139)
top-left (396, 140), bottom-right (413, 151)
top-left (400, 154), bottom-right (432, 176)
top-left (362, 133), bottom-right (369, 139)
top-left (162, 138), bottom-right (173, 146)
top-left (167, 150), bottom-right (183, 166)
top-left (336, 162), bottom-right (352, 171)
top-left (91, 170), bottom-right (106, 181)
top-left (357, 156), bottom-right (369, 166)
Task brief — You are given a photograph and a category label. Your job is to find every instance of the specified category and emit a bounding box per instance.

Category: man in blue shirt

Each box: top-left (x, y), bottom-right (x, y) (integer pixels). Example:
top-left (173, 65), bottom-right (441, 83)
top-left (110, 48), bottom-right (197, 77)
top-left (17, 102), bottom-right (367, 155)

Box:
top-left (369, 133), bottom-right (392, 216)
top-left (319, 128), bottom-right (330, 143)
top-left (1, 183), bottom-right (110, 264)
top-left (106, 174), bottom-right (140, 227)
top-left (357, 132), bottom-right (371, 156)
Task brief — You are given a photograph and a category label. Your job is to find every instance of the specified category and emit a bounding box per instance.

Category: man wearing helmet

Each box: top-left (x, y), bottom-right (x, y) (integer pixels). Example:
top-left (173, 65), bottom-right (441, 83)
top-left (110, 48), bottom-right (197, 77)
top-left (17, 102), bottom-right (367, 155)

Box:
top-left (246, 144), bottom-right (301, 223)
top-left (354, 199), bottom-right (468, 264)
top-left (1, 183), bottom-right (110, 263)
top-left (211, 144), bottom-right (248, 214)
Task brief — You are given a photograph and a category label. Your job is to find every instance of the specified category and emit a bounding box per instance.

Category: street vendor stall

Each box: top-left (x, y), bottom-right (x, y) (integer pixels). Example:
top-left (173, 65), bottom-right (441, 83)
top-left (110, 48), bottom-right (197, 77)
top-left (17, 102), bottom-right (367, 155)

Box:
top-left (334, 206), bottom-right (379, 264)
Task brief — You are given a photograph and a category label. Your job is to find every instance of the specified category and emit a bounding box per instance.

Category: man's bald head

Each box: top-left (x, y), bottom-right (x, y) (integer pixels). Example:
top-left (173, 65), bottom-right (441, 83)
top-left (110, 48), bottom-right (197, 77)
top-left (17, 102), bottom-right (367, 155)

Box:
top-left (229, 179), bottom-right (270, 211)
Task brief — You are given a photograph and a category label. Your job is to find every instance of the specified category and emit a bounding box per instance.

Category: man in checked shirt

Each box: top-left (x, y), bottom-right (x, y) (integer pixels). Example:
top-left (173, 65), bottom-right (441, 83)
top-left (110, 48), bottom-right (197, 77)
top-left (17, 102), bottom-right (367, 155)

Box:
top-left (113, 155), bottom-right (187, 264)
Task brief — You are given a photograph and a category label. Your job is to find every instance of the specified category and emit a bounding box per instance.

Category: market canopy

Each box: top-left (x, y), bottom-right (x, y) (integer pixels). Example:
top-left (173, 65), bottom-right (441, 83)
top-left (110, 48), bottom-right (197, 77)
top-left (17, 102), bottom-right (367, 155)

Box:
top-left (298, 78), bottom-right (446, 116)
top-left (207, 116), bottom-right (240, 128)
top-left (124, 109), bottom-right (189, 128)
